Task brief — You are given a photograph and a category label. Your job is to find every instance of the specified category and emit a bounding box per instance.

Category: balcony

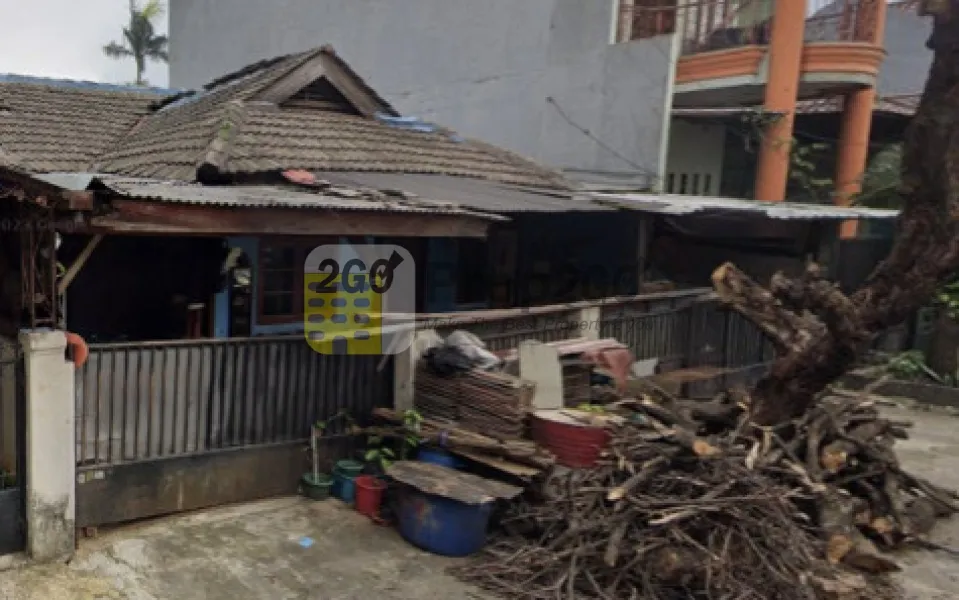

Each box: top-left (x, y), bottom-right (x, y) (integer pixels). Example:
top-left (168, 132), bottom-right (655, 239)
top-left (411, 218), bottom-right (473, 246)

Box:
top-left (619, 0), bottom-right (885, 106)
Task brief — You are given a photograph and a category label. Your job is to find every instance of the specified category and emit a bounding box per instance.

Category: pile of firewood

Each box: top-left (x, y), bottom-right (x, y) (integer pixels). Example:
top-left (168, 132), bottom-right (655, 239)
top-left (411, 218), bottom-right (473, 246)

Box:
top-left (451, 384), bottom-right (956, 599)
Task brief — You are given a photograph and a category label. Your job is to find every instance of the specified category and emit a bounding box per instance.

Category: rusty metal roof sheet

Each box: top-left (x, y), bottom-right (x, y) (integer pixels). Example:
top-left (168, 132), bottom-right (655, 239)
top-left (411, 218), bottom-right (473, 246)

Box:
top-left (592, 192), bottom-right (900, 220)
top-left (386, 460), bottom-right (523, 504)
top-left (48, 174), bottom-right (505, 220)
top-left (311, 171), bottom-right (606, 213)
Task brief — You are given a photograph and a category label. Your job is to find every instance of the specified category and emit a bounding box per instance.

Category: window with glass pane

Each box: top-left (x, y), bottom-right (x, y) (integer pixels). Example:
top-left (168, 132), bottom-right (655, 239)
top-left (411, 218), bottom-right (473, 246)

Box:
top-left (260, 244), bottom-right (298, 317)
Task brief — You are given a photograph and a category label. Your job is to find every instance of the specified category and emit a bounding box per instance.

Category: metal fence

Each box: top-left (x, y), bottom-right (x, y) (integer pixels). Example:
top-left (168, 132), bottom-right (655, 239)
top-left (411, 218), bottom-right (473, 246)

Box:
top-left (75, 336), bottom-right (393, 470)
top-left (434, 310), bottom-right (583, 353)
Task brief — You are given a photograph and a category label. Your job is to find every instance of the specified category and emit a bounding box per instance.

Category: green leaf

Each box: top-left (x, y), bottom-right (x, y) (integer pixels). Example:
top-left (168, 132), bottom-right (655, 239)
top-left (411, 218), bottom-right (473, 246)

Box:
top-left (381, 447), bottom-right (395, 458)
top-left (364, 449), bottom-right (378, 461)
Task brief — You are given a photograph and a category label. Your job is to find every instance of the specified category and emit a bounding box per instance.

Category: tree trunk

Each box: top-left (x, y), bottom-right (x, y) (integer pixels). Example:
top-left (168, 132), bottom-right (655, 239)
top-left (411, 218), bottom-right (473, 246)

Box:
top-left (714, 2), bottom-right (959, 425)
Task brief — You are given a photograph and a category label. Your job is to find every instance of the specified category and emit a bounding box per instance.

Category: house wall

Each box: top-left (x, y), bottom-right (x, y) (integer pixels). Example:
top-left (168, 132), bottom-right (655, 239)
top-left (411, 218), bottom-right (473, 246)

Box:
top-left (664, 119), bottom-right (727, 195)
top-left (168, 0), bottom-right (677, 185)
top-left (61, 236), bottom-right (223, 342)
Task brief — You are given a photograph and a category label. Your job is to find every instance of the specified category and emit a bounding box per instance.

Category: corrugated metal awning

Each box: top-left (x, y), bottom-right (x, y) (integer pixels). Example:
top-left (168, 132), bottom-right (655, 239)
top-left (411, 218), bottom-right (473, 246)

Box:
top-left (35, 173), bottom-right (507, 221)
top-left (311, 171), bottom-right (607, 213)
top-left (592, 192), bottom-right (899, 221)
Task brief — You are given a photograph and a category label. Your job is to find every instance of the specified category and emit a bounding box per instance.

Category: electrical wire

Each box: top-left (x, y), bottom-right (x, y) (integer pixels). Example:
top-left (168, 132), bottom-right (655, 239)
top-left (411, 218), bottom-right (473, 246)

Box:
top-left (545, 96), bottom-right (661, 183)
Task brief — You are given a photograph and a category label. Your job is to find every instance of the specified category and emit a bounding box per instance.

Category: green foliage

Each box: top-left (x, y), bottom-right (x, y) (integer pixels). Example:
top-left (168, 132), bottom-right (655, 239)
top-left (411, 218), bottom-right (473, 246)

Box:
top-left (364, 409), bottom-right (423, 470)
top-left (885, 350), bottom-right (929, 381)
top-left (883, 350), bottom-right (954, 386)
top-left (936, 279), bottom-right (959, 320)
top-left (314, 410), bottom-right (355, 436)
top-left (854, 144), bottom-right (903, 209)
top-left (103, 0), bottom-right (169, 86)
top-left (364, 442), bottom-right (395, 472)
top-left (575, 403), bottom-right (606, 414)
top-left (788, 142), bottom-right (835, 204)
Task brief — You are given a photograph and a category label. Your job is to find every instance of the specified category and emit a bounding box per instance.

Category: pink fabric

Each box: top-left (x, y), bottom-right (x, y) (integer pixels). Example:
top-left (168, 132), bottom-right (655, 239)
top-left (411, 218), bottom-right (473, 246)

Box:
top-left (579, 347), bottom-right (634, 392)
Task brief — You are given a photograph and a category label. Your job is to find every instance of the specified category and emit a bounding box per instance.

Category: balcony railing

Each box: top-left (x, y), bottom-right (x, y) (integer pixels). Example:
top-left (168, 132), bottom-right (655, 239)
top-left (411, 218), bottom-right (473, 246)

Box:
top-left (620, 0), bottom-right (879, 56)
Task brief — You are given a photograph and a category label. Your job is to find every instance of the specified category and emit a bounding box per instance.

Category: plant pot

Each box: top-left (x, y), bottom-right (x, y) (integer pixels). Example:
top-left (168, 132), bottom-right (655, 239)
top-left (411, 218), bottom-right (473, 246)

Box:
top-left (301, 473), bottom-right (333, 501)
top-left (332, 467), bottom-right (359, 504)
top-left (335, 459), bottom-right (364, 477)
top-left (355, 475), bottom-right (388, 518)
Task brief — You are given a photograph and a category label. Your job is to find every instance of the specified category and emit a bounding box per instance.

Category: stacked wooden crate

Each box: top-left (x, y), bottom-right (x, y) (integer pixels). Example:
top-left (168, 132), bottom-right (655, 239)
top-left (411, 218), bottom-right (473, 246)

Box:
top-left (414, 365), bottom-right (535, 439)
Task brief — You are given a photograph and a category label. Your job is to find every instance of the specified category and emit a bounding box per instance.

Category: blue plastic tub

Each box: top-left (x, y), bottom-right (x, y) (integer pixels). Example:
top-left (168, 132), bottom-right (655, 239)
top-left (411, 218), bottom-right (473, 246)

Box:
top-left (417, 447), bottom-right (464, 470)
top-left (332, 467), bottom-right (357, 504)
top-left (396, 487), bottom-right (493, 557)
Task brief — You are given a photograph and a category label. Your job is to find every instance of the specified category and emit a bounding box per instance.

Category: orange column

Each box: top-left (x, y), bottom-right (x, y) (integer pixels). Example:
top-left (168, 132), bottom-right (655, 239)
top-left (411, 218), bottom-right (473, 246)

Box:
top-left (834, 0), bottom-right (888, 238)
top-left (754, 0), bottom-right (808, 202)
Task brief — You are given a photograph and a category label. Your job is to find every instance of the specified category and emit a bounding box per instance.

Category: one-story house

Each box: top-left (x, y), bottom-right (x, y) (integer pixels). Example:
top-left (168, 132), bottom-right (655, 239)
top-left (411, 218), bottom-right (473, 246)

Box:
top-left (0, 46), bottom-right (651, 343)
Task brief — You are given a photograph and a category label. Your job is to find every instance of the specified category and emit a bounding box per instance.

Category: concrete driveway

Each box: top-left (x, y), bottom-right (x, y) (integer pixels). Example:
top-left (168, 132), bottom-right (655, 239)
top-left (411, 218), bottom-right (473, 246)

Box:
top-left (0, 403), bottom-right (958, 599)
top-left (0, 498), bottom-right (490, 600)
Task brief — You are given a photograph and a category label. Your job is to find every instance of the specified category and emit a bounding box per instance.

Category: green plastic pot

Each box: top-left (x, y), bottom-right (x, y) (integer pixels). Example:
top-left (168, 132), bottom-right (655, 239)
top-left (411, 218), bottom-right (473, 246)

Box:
top-left (335, 459), bottom-right (364, 477)
top-left (301, 473), bottom-right (334, 500)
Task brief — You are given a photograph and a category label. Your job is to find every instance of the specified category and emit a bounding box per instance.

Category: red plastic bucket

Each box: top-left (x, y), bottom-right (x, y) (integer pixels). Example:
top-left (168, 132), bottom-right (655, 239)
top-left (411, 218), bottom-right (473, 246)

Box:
top-left (354, 475), bottom-right (388, 518)
top-left (531, 410), bottom-right (611, 468)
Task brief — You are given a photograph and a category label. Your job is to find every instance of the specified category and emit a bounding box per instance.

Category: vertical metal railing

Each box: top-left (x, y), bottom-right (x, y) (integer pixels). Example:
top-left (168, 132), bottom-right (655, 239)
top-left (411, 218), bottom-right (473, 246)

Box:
top-left (75, 336), bottom-right (393, 470)
top-left (623, 0), bottom-right (877, 55)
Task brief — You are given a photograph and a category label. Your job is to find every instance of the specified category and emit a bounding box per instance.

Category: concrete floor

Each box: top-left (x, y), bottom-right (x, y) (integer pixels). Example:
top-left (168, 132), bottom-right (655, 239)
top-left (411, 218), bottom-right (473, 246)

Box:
top-left (0, 403), bottom-right (957, 599)
top-left (0, 499), bottom-right (491, 600)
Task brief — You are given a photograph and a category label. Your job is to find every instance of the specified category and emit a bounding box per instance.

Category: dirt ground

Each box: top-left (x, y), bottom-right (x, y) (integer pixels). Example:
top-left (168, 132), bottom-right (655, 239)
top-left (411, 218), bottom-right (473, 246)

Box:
top-left (0, 403), bottom-right (956, 599)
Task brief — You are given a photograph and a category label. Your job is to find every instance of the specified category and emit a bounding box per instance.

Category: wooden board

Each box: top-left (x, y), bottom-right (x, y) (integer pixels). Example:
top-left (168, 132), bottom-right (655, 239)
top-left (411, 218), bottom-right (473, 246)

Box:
top-left (386, 460), bottom-right (523, 505)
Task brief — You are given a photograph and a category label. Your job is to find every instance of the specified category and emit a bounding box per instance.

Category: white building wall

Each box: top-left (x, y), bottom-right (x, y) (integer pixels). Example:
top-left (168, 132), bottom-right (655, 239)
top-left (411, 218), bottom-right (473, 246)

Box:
top-left (664, 119), bottom-right (727, 196)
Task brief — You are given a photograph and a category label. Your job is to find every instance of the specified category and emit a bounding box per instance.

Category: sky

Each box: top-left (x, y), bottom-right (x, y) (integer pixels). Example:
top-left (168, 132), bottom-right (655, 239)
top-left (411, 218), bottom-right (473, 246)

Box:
top-left (0, 0), bottom-right (170, 87)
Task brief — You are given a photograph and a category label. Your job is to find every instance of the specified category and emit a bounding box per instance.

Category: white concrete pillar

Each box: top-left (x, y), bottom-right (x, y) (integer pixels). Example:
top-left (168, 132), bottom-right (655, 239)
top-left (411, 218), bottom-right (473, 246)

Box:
top-left (20, 330), bottom-right (75, 562)
top-left (393, 328), bottom-right (440, 412)
top-left (580, 306), bottom-right (602, 341)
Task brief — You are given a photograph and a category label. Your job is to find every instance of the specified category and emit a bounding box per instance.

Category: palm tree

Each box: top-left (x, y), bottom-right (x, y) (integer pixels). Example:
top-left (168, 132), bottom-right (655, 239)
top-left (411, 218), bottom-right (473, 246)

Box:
top-left (103, 0), bottom-right (169, 86)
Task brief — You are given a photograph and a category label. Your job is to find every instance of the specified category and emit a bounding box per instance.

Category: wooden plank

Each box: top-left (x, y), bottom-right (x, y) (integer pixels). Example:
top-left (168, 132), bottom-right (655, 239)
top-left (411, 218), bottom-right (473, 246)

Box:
top-left (58, 234), bottom-right (103, 294)
top-left (88, 200), bottom-right (490, 238)
top-left (254, 55), bottom-right (328, 105)
top-left (318, 54), bottom-right (392, 118)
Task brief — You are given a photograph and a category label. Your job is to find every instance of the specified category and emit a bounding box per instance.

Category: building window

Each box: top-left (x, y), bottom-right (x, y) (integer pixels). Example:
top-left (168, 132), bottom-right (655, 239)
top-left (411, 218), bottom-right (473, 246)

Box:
top-left (628, 0), bottom-right (678, 41)
top-left (260, 244), bottom-right (298, 318)
top-left (257, 238), bottom-right (336, 323)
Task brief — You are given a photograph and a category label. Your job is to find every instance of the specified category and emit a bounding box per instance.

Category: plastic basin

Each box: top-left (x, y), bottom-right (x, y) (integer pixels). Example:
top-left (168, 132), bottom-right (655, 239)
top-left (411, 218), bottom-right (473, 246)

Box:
top-left (396, 487), bottom-right (492, 557)
top-left (417, 448), bottom-right (464, 470)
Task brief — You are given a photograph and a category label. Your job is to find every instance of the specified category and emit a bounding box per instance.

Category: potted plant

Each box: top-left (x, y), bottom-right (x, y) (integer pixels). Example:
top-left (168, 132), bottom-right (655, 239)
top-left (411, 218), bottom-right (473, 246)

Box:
top-left (301, 411), bottom-right (355, 500)
top-left (301, 424), bottom-right (334, 500)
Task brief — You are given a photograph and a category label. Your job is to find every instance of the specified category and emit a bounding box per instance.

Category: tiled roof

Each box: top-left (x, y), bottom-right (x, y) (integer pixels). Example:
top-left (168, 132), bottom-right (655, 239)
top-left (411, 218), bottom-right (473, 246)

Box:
top-left (0, 78), bottom-right (164, 172)
top-left (94, 47), bottom-right (568, 189)
top-left (0, 46), bottom-right (568, 191)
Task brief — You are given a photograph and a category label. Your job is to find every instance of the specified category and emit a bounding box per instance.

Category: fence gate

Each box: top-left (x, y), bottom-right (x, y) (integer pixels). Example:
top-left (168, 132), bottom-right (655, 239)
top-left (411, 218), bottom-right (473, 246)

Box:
top-left (75, 336), bottom-right (393, 529)
top-left (0, 345), bottom-right (25, 554)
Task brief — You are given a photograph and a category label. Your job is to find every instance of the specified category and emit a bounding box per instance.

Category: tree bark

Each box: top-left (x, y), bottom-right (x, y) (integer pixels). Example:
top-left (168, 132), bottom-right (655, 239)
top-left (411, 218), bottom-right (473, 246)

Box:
top-left (714, 2), bottom-right (959, 425)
